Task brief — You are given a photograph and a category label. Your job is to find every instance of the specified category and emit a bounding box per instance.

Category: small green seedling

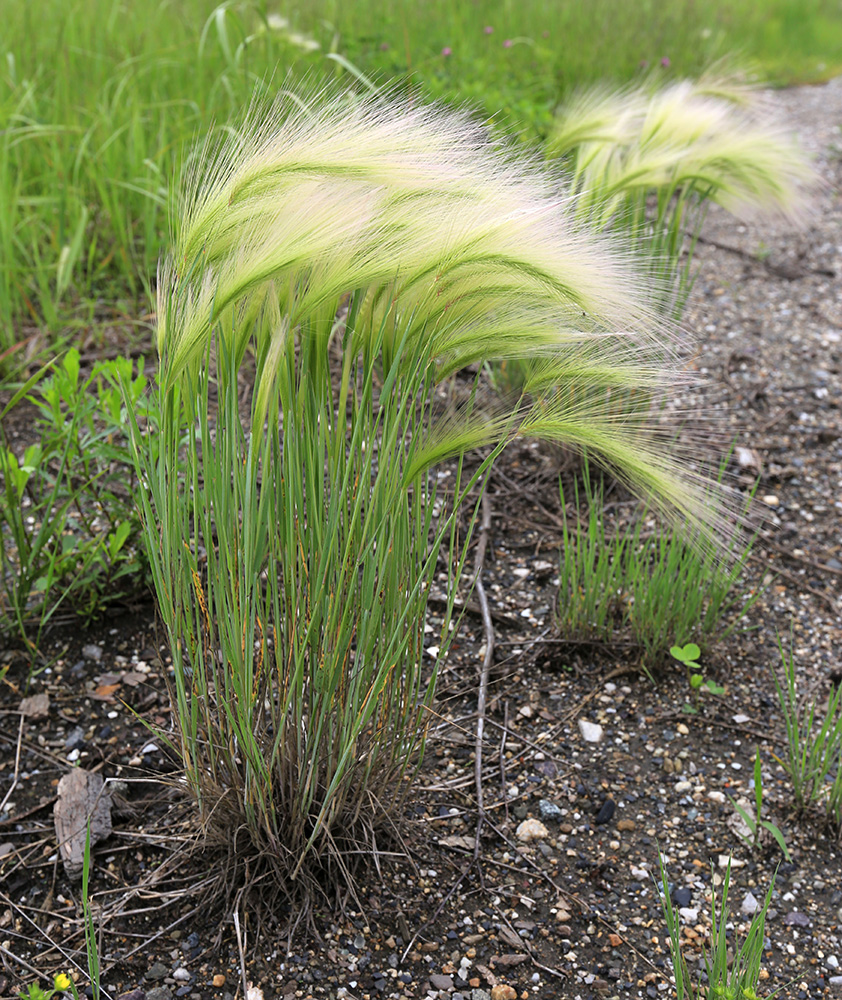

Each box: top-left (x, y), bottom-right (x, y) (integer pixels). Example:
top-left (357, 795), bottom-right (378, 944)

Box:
top-left (671, 642), bottom-right (724, 713)
top-left (729, 750), bottom-right (792, 861)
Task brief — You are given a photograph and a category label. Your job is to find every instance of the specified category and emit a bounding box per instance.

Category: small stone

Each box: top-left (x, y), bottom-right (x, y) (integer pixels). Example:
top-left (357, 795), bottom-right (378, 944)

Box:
top-left (212, 975), bottom-right (226, 988)
top-left (676, 723), bottom-right (689, 736)
top-left (538, 799), bottom-right (563, 822)
top-left (742, 892), bottom-right (759, 915)
top-left (672, 887), bottom-right (692, 908)
top-left (147, 964), bottom-right (169, 982)
top-left (173, 970), bottom-right (190, 983)
top-left (827, 956), bottom-right (840, 970)
top-left (733, 714), bottom-right (750, 724)
top-left (595, 799), bottom-right (616, 824)
top-left (516, 818), bottom-right (549, 842)
top-left (578, 719), bottom-right (604, 743)
top-left (82, 644), bottom-right (103, 661)
top-left (555, 910), bottom-right (572, 923)
top-left (708, 791), bottom-right (726, 803)
top-left (430, 975), bottom-right (454, 990)
top-left (761, 495), bottom-right (779, 506)
top-left (679, 908), bottom-right (698, 923)
top-left (617, 819), bottom-right (636, 832)
top-left (146, 990), bottom-right (172, 1000)
top-left (674, 781), bottom-right (692, 793)
top-left (490, 987), bottom-right (517, 1000)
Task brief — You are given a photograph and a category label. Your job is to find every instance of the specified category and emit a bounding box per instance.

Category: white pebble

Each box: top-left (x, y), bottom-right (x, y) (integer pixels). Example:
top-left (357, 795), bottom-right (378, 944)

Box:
top-left (516, 818), bottom-right (550, 843)
top-left (578, 719), bottom-right (604, 743)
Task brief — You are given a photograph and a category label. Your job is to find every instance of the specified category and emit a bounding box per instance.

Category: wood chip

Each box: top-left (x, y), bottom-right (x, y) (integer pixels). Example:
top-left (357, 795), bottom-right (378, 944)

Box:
top-left (18, 693), bottom-right (50, 719)
top-left (54, 769), bottom-right (112, 878)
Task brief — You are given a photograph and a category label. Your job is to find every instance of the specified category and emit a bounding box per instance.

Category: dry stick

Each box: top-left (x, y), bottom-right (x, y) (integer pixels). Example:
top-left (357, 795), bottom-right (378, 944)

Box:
top-left (0, 714), bottom-right (24, 815)
top-left (233, 907), bottom-right (249, 1000)
top-left (401, 495), bottom-right (495, 963)
top-left (472, 494), bottom-right (494, 858)
top-left (0, 941), bottom-right (47, 980)
top-left (500, 700), bottom-right (510, 827)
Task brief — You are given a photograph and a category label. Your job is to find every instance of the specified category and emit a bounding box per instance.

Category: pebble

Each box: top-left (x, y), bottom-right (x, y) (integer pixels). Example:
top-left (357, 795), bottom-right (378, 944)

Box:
top-left (679, 907), bottom-right (699, 922)
top-left (212, 975), bottom-right (226, 988)
top-left (538, 799), bottom-right (564, 821)
top-left (674, 781), bottom-right (692, 793)
top-left (672, 887), bottom-right (692, 907)
top-left (595, 799), bottom-right (616, 824)
top-left (146, 990), bottom-right (172, 1000)
top-left (430, 974), bottom-right (454, 990)
top-left (617, 819), bottom-right (636, 832)
top-left (516, 818), bottom-right (549, 842)
top-left (490, 987), bottom-right (517, 1000)
top-left (828, 956), bottom-right (840, 969)
top-left (578, 719), bottom-right (604, 743)
top-left (173, 970), bottom-right (190, 983)
top-left (146, 964), bottom-right (169, 982)
top-left (742, 892), bottom-right (760, 915)
top-left (82, 644), bottom-right (103, 661)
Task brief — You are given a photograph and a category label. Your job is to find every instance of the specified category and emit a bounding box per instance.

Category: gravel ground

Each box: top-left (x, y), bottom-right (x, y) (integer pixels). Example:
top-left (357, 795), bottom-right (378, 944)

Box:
top-left (1, 77), bottom-right (841, 1000)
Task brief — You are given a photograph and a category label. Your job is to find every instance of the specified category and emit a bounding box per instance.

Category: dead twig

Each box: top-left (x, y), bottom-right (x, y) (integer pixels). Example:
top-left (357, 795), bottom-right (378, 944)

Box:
top-left (471, 494), bottom-right (494, 858)
top-left (0, 714), bottom-right (24, 816)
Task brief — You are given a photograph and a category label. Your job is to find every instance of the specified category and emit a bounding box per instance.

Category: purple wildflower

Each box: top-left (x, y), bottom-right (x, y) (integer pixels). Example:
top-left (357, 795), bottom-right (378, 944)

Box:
top-left (442, 46), bottom-right (452, 57)
top-left (484, 25), bottom-right (493, 34)
top-left (503, 39), bottom-right (512, 48)
top-left (661, 56), bottom-right (670, 67)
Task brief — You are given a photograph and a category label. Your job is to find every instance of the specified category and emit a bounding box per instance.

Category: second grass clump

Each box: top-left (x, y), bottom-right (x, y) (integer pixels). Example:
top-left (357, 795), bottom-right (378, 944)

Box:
top-left (556, 465), bottom-right (759, 672)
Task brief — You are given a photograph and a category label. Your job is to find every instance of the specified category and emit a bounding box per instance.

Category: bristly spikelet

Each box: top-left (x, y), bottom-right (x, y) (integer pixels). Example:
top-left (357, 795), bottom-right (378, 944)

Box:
top-left (548, 71), bottom-right (818, 229)
top-left (159, 90), bottom-right (667, 372)
top-left (157, 87), bottom-right (743, 540)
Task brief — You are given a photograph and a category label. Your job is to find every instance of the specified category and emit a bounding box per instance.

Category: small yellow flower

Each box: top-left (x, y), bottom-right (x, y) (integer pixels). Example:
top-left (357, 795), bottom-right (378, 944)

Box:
top-left (53, 974), bottom-right (72, 992)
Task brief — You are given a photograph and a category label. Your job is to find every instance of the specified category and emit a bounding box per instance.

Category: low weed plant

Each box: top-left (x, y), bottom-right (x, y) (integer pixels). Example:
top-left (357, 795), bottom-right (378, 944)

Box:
top-left (557, 466), bottom-right (759, 672)
top-left (772, 638), bottom-right (842, 832)
top-left (671, 642), bottom-right (725, 711)
top-left (0, 348), bottom-right (155, 659)
top-left (127, 89), bottom-right (731, 912)
top-left (728, 750), bottom-right (792, 861)
top-left (657, 852), bottom-right (783, 1000)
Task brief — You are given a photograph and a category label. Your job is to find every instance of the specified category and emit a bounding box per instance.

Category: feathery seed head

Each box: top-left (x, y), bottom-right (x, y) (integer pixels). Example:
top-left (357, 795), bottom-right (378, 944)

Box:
top-left (549, 72), bottom-right (818, 226)
top-left (158, 88), bottom-right (739, 540)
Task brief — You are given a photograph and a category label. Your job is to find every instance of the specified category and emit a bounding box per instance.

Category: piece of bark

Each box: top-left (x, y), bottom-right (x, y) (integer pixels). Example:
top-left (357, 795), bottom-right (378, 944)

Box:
top-left (54, 769), bottom-right (112, 878)
top-left (18, 693), bottom-right (50, 719)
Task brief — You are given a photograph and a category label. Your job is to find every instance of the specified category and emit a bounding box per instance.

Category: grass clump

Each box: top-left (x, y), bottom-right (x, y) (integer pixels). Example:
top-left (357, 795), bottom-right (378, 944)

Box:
top-left (772, 639), bottom-right (842, 834)
top-left (547, 68), bottom-right (817, 317)
top-left (557, 465), bottom-right (759, 673)
top-left (657, 852), bottom-right (783, 1000)
top-left (127, 88), bottom-right (731, 914)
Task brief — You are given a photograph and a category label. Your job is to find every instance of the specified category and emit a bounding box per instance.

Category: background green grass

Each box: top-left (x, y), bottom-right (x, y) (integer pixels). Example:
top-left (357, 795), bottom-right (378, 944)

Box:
top-left (2, 0), bottom-right (841, 354)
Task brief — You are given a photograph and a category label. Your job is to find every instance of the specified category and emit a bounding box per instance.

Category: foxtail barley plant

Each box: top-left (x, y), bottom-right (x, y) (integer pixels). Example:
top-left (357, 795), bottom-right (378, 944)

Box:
top-left (548, 70), bottom-right (816, 316)
top-left (128, 89), bottom-right (731, 914)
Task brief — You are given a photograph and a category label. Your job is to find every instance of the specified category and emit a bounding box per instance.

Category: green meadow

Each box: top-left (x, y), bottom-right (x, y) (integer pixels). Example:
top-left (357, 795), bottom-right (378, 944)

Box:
top-left (1, 0), bottom-right (840, 356)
